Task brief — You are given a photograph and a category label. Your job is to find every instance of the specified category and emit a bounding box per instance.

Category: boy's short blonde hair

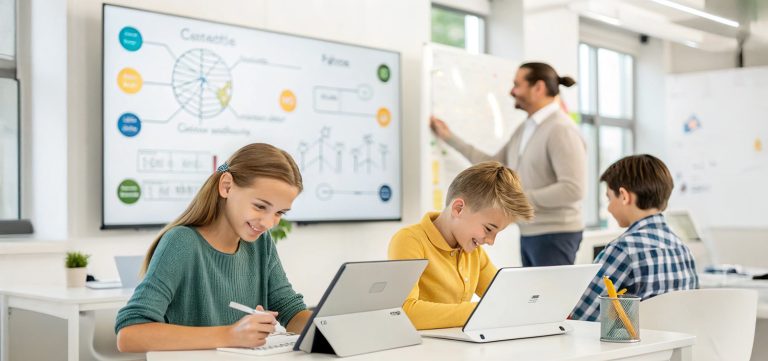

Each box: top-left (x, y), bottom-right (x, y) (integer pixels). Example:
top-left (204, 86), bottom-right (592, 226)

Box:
top-left (446, 161), bottom-right (534, 221)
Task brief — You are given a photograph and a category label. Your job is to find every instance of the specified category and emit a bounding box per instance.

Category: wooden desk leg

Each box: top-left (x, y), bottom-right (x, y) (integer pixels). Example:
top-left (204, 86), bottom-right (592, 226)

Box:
top-left (66, 307), bottom-right (80, 361)
top-left (670, 345), bottom-right (693, 361)
top-left (0, 295), bottom-right (8, 361)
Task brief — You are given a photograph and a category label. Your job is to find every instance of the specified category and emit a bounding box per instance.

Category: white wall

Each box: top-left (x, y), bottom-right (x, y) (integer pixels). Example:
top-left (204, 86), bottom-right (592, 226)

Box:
top-left (487, 0), bottom-right (524, 61)
top-left (634, 37), bottom-right (668, 161)
top-left (523, 5), bottom-right (579, 112)
top-left (3, 0), bottom-right (431, 308)
top-left (745, 42), bottom-right (768, 67)
top-left (667, 42), bottom-right (736, 74)
top-left (17, 0), bottom-right (68, 240)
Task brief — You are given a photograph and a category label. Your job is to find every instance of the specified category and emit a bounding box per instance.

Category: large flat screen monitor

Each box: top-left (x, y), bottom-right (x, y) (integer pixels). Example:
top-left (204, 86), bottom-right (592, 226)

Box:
top-left (102, 5), bottom-right (401, 228)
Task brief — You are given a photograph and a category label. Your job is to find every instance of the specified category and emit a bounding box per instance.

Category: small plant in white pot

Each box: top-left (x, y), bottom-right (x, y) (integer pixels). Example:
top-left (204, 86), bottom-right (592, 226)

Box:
top-left (65, 251), bottom-right (90, 288)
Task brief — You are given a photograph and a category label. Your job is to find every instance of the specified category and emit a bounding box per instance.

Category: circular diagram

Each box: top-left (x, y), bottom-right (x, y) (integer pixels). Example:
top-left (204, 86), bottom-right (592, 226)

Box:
top-left (172, 49), bottom-right (232, 119)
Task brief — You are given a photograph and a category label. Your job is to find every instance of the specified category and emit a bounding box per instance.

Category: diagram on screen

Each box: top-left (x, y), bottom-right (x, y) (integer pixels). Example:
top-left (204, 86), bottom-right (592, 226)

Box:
top-left (315, 183), bottom-right (393, 203)
top-left (350, 134), bottom-right (388, 174)
top-left (171, 49), bottom-right (232, 119)
top-left (114, 26), bottom-right (301, 129)
top-left (298, 129), bottom-right (388, 175)
top-left (298, 126), bottom-right (344, 173)
top-left (104, 7), bottom-right (401, 225)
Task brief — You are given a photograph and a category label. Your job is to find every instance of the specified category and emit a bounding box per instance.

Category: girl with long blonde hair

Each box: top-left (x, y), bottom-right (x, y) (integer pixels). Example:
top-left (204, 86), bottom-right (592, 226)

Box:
top-left (115, 143), bottom-right (311, 352)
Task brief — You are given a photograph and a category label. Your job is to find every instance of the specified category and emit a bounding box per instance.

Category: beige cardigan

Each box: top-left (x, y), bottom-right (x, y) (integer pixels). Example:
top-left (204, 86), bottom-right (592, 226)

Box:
top-left (445, 110), bottom-right (586, 236)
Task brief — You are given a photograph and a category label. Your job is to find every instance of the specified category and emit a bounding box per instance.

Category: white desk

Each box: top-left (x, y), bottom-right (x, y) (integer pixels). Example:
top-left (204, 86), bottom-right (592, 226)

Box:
top-left (147, 320), bottom-right (695, 361)
top-left (0, 286), bottom-right (133, 361)
top-left (698, 273), bottom-right (768, 318)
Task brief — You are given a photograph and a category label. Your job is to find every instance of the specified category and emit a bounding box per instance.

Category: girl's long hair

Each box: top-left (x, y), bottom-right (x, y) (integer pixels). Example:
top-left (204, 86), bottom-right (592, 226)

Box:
top-left (140, 143), bottom-right (302, 275)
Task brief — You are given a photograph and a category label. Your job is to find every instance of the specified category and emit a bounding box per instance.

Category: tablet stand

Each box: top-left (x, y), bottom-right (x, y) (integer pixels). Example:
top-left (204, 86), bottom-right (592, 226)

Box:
top-left (300, 307), bottom-right (421, 357)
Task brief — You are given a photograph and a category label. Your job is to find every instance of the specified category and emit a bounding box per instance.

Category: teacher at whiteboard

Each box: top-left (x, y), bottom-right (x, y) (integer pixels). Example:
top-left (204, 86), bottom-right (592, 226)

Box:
top-left (430, 62), bottom-right (586, 267)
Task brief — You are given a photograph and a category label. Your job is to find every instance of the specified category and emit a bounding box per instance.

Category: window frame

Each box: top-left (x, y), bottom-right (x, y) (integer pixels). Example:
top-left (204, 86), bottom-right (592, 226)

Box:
top-left (579, 42), bottom-right (637, 229)
top-left (430, 3), bottom-right (487, 54)
top-left (0, 0), bottom-right (32, 235)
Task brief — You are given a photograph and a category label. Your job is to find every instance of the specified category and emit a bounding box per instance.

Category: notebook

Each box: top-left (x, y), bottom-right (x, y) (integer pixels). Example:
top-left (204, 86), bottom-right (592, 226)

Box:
top-left (217, 333), bottom-right (299, 356)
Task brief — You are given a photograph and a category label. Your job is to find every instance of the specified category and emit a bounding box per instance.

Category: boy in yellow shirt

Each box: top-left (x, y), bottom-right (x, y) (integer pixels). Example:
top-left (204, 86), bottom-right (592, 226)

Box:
top-left (388, 161), bottom-right (534, 330)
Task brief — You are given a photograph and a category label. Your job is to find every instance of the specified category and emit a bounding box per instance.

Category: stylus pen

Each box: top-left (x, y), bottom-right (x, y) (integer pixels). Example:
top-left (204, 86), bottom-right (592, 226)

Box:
top-left (229, 301), bottom-right (287, 334)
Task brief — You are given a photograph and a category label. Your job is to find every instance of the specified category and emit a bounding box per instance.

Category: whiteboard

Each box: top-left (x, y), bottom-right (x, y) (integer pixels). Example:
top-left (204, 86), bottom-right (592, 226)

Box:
top-left (423, 44), bottom-right (526, 211)
top-left (666, 66), bottom-right (768, 228)
top-left (102, 5), bottom-right (401, 227)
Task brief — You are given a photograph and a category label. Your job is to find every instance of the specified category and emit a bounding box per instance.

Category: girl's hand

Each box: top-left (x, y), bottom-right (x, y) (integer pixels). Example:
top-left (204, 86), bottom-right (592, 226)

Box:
top-left (227, 305), bottom-right (279, 348)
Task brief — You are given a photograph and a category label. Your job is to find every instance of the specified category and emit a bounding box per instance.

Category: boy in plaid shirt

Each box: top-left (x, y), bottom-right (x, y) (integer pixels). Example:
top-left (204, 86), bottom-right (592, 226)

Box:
top-left (571, 154), bottom-right (698, 321)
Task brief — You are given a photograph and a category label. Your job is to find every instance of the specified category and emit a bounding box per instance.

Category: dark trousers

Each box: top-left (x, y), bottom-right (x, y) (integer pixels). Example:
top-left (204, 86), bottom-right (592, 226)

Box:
top-left (521, 231), bottom-right (583, 267)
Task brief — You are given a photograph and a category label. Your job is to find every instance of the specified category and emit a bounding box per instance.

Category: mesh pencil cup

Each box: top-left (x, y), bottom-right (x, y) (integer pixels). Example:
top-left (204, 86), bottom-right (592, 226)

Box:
top-left (599, 294), bottom-right (640, 342)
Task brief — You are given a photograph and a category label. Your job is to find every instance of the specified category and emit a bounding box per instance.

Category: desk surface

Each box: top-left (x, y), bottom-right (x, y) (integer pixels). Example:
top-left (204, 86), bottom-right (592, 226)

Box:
top-left (0, 285), bottom-right (135, 361)
top-left (147, 321), bottom-right (695, 361)
top-left (0, 285), bottom-right (133, 304)
top-left (698, 273), bottom-right (768, 318)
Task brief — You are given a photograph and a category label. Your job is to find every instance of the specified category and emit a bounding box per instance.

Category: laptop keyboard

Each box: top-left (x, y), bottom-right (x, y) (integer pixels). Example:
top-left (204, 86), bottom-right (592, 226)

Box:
top-left (217, 334), bottom-right (299, 356)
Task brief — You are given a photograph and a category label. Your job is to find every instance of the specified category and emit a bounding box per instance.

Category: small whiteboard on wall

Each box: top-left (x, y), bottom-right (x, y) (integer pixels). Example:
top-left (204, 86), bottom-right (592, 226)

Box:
top-left (666, 66), bottom-right (768, 228)
top-left (421, 43), bottom-right (526, 212)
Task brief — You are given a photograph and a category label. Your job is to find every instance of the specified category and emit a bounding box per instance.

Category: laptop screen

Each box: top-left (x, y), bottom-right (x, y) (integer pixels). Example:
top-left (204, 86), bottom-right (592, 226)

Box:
top-left (463, 264), bottom-right (601, 332)
top-left (114, 255), bottom-right (144, 288)
top-left (666, 211), bottom-right (701, 242)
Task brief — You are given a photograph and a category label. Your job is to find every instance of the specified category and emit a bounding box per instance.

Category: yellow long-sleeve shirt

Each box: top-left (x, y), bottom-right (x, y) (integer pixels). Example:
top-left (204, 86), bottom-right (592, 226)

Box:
top-left (388, 212), bottom-right (498, 330)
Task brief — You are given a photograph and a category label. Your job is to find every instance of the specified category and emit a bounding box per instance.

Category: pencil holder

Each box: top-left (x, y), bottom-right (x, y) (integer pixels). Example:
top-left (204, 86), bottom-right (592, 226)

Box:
top-left (599, 294), bottom-right (640, 342)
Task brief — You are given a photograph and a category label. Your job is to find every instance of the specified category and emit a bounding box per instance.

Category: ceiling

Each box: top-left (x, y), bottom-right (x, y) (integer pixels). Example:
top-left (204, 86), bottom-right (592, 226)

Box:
top-left (525, 0), bottom-right (768, 52)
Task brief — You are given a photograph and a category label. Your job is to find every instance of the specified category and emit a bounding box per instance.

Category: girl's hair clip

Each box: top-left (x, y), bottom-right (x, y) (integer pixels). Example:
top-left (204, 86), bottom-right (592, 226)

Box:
top-left (217, 162), bottom-right (229, 173)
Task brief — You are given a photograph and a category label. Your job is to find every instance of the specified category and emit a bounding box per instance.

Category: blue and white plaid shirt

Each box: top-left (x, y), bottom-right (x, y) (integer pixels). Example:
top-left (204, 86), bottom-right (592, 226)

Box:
top-left (571, 213), bottom-right (699, 321)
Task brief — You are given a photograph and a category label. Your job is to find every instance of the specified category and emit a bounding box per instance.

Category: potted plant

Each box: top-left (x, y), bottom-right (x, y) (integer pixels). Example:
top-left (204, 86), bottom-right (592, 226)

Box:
top-left (65, 251), bottom-right (90, 288)
top-left (269, 219), bottom-right (293, 242)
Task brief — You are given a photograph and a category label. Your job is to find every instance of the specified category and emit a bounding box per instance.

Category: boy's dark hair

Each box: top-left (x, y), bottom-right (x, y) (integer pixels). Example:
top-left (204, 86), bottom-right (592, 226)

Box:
top-left (600, 154), bottom-right (674, 211)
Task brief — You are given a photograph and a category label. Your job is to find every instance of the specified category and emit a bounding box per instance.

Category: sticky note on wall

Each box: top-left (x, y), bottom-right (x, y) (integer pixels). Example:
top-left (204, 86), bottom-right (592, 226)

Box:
top-left (433, 189), bottom-right (444, 211)
top-left (432, 160), bottom-right (440, 185)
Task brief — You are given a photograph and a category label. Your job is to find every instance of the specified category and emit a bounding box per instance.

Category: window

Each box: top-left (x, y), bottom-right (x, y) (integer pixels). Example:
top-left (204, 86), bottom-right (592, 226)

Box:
top-left (1, 0), bottom-right (24, 232)
top-left (578, 43), bottom-right (635, 228)
top-left (431, 5), bottom-right (486, 53)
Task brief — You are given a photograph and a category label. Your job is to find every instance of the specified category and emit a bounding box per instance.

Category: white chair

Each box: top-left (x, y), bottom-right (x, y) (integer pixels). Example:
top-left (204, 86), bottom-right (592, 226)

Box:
top-left (640, 288), bottom-right (758, 361)
top-left (79, 309), bottom-right (145, 361)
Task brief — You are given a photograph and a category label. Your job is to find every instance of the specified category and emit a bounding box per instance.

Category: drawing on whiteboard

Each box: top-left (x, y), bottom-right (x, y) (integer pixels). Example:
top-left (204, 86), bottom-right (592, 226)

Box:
top-left (424, 43), bottom-right (524, 213)
top-left (683, 114), bottom-right (701, 134)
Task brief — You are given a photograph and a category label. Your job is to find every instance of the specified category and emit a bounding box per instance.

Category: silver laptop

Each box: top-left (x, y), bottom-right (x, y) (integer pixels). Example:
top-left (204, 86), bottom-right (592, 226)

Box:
top-left (421, 264), bottom-right (601, 343)
top-left (86, 255), bottom-right (143, 289)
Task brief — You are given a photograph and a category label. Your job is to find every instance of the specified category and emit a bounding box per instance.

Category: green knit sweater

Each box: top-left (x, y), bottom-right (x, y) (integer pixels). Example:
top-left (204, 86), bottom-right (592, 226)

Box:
top-left (115, 226), bottom-right (306, 333)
